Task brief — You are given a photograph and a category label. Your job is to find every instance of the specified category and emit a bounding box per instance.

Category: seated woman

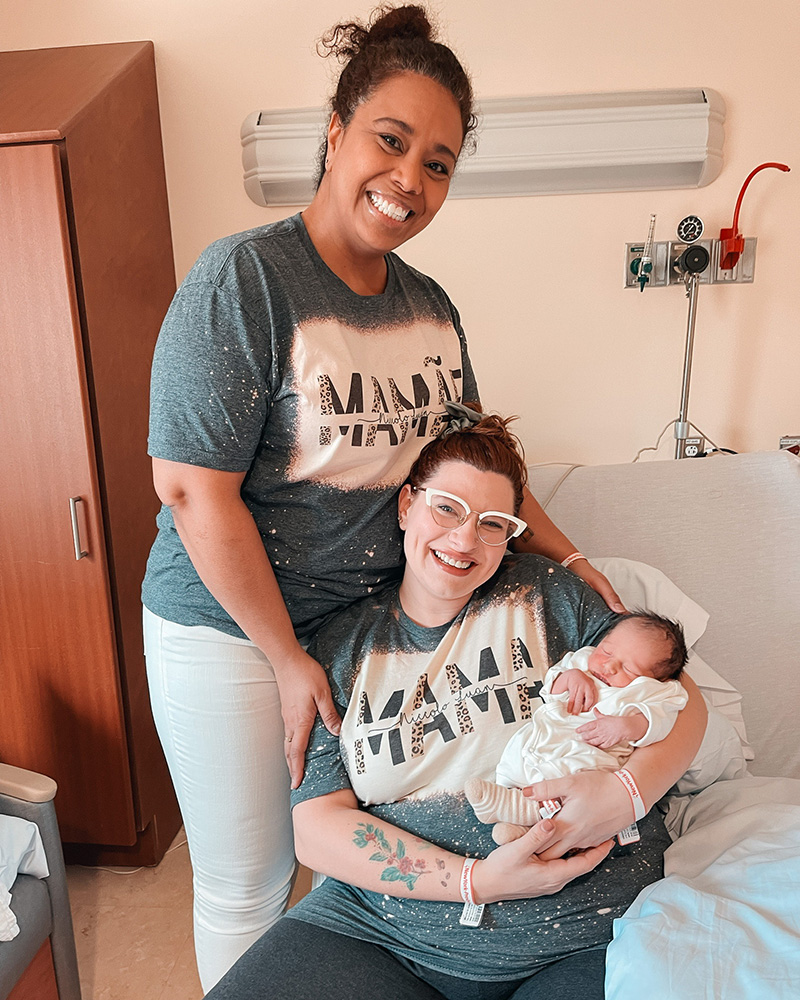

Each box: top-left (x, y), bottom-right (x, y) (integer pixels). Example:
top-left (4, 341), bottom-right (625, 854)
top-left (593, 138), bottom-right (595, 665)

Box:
top-left (206, 407), bottom-right (706, 1000)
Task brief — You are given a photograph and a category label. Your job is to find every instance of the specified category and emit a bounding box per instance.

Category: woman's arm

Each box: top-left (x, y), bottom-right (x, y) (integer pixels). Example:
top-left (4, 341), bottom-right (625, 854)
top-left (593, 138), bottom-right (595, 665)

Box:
top-left (293, 789), bottom-right (613, 905)
top-left (617, 673), bottom-right (706, 801)
top-left (527, 675), bottom-right (707, 859)
top-left (512, 487), bottom-right (624, 612)
top-left (152, 457), bottom-right (340, 785)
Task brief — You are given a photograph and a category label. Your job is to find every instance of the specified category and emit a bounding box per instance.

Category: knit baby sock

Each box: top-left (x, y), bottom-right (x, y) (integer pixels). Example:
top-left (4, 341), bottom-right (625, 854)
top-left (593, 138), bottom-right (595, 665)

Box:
top-left (464, 777), bottom-right (542, 826)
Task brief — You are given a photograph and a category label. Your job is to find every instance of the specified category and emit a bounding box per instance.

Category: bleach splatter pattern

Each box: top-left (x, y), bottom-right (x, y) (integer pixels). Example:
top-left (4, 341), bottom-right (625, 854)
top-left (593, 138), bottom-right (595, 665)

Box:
top-left (289, 555), bottom-right (671, 979)
top-left (144, 213), bottom-right (478, 639)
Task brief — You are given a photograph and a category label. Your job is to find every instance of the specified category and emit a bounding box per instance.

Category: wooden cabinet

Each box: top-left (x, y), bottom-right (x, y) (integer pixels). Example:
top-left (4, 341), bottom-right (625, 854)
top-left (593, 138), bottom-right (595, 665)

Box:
top-left (0, 42), bottom-right (181, 864)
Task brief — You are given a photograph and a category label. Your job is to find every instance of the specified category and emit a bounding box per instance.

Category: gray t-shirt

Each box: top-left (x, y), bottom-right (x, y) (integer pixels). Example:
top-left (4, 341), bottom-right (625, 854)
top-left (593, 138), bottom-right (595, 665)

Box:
top-left (142, 214), bottom-right (478, 638)
top-left (288, 554), bottom-right (671, 980)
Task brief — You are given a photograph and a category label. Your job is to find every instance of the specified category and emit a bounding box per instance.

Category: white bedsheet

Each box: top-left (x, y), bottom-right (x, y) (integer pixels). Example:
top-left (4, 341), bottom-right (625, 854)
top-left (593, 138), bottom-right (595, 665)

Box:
top-left (606, 775), bottom-right (800, 1000)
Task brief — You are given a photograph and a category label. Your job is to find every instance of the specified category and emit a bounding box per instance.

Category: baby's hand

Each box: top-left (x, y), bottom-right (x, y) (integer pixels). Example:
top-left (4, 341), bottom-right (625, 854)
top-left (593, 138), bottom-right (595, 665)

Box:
top-left (551, 669), bottom-right (598, 715)
top-left (576, 709), bottom-right (647, 748)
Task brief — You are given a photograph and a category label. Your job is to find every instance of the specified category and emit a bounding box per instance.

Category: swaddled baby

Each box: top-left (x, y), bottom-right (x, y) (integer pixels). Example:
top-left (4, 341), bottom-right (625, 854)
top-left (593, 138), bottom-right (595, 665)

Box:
top-left (466, 611), bottom-right (688, 843)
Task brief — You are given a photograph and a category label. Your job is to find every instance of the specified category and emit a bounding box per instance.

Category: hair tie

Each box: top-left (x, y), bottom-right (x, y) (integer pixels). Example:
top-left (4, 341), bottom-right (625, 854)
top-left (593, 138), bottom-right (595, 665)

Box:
top-left (438, 401), bottom-right (482, 439)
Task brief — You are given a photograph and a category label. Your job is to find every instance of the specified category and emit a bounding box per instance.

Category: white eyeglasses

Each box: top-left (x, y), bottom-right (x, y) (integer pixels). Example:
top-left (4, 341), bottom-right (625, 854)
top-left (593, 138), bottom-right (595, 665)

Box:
top-left (411, 487), bottom-right (527, 546)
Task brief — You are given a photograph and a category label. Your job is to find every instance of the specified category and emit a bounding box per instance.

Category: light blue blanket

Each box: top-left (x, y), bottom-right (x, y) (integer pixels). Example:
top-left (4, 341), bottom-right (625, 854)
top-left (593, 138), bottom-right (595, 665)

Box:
top-left (606, 776), bottom-right (800, 1000)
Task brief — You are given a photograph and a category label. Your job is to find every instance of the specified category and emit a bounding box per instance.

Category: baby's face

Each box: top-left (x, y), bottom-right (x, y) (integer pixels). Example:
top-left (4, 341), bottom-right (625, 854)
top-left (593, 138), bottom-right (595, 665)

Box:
top-left (587, 622), bottom-right (667, 688)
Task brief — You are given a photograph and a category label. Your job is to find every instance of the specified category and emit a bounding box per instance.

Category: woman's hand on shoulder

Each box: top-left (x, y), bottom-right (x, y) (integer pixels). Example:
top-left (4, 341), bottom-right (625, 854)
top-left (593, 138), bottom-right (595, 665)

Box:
top-left (470, 818), bottom-right (613, 904)
top-left (272, 649), bottom-right (341, 789)
top-left (567, 559), bottom-right (626, 613)
top-left (522, 771), bottom-right (632, 859)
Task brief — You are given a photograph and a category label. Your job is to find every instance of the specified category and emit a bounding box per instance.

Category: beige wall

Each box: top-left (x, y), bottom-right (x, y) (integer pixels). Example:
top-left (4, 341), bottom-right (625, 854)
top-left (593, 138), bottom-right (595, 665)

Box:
top-left (4, 0), bottom-right (797, 464)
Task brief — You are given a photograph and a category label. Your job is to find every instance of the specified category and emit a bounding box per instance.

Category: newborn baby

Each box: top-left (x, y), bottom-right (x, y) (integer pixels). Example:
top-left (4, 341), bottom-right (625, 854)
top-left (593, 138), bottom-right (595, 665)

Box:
top-left (466, 612), bottom-right (688, 842)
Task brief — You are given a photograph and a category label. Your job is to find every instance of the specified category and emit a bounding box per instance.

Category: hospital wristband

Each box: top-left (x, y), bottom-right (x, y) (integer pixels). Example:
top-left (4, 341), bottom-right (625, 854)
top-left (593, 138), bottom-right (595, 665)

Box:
top-left (459, 858), bottom-right (478, 905)
top-left (561, 551), bottom-right (587, 569)
top-left (614, 768), bottom-right (646, 822)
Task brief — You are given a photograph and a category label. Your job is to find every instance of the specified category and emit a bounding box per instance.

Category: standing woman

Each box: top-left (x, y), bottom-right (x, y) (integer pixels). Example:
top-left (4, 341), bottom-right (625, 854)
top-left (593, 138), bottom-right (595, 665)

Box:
top-left (142, 4), bottom-right (621, 990)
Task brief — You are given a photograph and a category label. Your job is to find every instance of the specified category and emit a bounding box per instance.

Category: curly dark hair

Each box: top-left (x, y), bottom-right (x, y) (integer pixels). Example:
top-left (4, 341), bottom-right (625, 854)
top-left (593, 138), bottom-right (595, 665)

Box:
top-left (613, 611), bottom-right (689, 681)
top-left (314, 4), bottom-right (477, 187)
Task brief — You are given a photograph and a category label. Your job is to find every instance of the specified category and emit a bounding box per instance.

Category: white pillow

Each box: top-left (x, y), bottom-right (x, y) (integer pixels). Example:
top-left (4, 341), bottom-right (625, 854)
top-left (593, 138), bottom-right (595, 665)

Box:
top-left (684, 651), bottom-right (753, 760)
top-left (589, 556), bottom-right (753, 766)
top-left (589, 556), bottom-right (709, 646)
top-left (672, 705), bottom-right (747, 794)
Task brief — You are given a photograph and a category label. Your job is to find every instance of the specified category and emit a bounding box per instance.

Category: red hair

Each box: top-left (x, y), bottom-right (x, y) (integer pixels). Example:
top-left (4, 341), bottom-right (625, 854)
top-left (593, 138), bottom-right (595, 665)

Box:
top-left (407, 404), bottom-right (528, 513)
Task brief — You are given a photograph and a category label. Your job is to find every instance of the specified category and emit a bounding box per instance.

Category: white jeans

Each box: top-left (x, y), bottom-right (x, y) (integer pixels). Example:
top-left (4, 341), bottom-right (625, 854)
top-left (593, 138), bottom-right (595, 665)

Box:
top-left (143, 607), bottom-right (295, 992)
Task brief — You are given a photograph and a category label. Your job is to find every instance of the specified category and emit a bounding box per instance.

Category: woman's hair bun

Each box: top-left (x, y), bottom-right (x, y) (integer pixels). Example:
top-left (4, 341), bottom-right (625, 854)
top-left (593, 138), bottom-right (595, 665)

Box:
top-left (321, 5), bottom-right (433, 61)
top-left (407, 403), bottom-right (529, 515)
top-left (367, 5), bottom-right (434, 45)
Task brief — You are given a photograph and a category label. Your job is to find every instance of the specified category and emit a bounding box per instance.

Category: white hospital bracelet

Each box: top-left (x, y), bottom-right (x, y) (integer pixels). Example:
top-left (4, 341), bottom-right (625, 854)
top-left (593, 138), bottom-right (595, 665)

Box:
top-left (459, 858), bottom-right (478, 905)
top-left (614, 768), bottom-right (646, 822)
top-left (561, 551), bottom-right (587, 569)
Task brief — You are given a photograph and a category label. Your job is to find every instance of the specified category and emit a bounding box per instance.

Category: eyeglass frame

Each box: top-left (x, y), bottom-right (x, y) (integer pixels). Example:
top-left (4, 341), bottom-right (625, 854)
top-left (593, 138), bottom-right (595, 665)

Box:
top-left (409, 486), bottom-right (528, 546)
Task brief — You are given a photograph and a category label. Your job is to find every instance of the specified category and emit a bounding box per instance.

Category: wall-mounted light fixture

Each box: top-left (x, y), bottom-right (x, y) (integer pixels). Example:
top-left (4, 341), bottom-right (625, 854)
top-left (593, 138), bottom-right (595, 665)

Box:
top-left (241, 87), bottom-right (725, 207)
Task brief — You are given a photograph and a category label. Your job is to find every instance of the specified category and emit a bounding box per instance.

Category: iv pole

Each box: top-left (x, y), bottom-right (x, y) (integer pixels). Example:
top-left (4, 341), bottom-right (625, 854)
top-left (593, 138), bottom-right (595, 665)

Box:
top-left (672, 239), bottom-right (710, 459)
top-left (674, 272), bottom-right (701, 459)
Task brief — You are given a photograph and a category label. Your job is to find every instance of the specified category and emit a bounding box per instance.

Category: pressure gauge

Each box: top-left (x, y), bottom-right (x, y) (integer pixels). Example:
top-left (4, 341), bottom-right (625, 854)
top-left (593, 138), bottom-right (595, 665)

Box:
top-left (676, 215), bottom-right (704, 243)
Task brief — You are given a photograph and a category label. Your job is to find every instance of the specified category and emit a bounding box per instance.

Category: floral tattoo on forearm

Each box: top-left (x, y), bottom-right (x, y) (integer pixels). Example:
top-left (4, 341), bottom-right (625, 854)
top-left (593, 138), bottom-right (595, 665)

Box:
top-left (353, 822), bottom-right (449, 891)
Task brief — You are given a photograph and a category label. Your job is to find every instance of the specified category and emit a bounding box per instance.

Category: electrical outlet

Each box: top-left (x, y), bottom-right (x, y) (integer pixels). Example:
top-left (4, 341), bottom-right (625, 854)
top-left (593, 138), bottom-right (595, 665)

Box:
top-left (683, 436), bottom-right (705, 458)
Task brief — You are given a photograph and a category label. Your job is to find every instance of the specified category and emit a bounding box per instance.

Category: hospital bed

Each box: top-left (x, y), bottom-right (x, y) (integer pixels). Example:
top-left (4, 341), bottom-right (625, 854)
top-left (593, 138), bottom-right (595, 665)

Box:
top-left (529, 449), bottom-right (800, 999)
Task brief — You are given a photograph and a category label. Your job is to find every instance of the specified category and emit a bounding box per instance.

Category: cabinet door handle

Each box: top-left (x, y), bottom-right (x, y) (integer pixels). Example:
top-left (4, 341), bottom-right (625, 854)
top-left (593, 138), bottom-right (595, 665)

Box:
top-left (69, 496), bottom-right (89, 560)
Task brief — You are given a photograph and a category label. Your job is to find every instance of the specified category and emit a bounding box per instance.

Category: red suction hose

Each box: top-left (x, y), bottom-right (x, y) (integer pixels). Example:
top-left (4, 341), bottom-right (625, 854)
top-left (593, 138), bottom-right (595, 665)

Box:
top-left (718, 162), bottom-right (790, 269)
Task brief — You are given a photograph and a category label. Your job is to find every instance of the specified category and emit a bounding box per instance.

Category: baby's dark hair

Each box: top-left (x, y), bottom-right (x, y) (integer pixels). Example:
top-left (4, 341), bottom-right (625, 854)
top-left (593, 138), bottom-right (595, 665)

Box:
top-left (315, 4), bottom-right (477, 186)
top-left (614, 610), bottom-right (688, 680)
